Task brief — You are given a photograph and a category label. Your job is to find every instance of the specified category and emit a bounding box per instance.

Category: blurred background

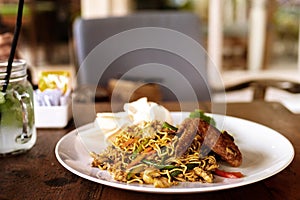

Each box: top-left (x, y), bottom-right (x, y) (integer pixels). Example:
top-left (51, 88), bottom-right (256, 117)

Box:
top-left (0, 0), bottom-right (299, 109)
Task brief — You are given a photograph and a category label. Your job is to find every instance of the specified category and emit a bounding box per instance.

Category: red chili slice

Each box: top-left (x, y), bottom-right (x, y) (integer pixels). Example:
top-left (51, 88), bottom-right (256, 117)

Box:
top-left (214, 168), bottom-right (244, 178)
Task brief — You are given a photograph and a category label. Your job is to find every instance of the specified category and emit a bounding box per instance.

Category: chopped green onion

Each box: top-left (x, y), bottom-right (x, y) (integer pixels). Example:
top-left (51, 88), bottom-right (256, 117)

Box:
top-left (142, 159), bottom-right (177, 170)
top-left (170, 169), bottom-right (182, 177)
top-left (162, 122), bottom-right (178, 131)
top-left (127, 164), bottom-right (146, 180)
top-left (131, 138), bottom-right (150, 159)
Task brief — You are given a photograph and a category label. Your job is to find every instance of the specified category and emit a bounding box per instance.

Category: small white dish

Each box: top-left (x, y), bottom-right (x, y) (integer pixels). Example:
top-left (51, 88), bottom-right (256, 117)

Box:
top-left (34, 102), bottom-right (72, 128)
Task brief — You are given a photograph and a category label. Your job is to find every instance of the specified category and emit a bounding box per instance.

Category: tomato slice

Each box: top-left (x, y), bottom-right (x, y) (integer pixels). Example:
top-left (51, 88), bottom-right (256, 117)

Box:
top-left (214, 168), bottom-right (244, 178)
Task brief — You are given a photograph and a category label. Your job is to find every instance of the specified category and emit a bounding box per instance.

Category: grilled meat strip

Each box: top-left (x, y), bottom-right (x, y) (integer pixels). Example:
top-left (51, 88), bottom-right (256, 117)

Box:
top-left (175, 118), bottom-right (242, 167)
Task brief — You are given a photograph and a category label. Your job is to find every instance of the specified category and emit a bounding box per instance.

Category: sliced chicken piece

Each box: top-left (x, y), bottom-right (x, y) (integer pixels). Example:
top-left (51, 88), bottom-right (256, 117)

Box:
top-left (175, 118), bottom-right (242, 167)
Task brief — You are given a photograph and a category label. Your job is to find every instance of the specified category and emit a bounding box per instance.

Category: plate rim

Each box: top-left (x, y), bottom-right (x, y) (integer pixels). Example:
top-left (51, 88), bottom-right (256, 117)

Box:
top-left (55, 112), bottom-right (295, 193)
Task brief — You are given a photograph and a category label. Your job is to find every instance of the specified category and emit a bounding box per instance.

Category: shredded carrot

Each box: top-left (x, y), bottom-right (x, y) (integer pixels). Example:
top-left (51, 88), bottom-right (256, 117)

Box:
top-left (122, 138), bottom-right (136, 148)
top-left (143, 147), bottom-right (153, 153)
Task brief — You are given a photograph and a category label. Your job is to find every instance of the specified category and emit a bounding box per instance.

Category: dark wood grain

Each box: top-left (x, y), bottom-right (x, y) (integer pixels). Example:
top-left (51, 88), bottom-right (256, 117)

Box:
top-left (0, 101), bottom-right (299, 200)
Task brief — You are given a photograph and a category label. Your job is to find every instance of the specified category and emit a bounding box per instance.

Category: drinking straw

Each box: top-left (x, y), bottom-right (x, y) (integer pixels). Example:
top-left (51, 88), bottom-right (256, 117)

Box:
top-left (2, 0), bottom-right (24, 93)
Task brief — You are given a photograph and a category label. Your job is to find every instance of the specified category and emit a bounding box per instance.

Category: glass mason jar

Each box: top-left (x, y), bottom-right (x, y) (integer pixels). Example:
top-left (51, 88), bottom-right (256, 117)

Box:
top-left (0, 59), bottom-right (36, 156)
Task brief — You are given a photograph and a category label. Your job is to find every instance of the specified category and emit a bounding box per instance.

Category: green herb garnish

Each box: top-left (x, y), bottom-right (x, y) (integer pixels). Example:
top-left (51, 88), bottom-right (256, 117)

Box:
top-left (189, 109), bottom-right (216, 126)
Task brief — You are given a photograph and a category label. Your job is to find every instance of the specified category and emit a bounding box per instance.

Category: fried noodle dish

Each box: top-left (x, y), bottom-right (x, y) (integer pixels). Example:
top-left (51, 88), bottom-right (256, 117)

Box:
top-left (90, 110), bottom-right (243, 188)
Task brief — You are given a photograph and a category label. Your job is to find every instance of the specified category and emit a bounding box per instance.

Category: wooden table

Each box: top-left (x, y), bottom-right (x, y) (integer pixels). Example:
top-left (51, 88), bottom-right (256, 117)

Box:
top-left (1, 101), bottom-right (299, 200)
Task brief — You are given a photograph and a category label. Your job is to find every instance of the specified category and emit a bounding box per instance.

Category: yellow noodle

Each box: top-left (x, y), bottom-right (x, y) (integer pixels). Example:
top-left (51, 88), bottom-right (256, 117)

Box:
top-left (91, 120), bottom-right (219, 188)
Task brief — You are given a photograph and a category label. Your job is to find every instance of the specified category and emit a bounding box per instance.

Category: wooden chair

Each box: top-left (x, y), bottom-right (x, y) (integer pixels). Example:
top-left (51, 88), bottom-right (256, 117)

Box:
top-left (72, 12), bottom-right (300, 102)
top-left (224, 79), bottom-right (300, 100)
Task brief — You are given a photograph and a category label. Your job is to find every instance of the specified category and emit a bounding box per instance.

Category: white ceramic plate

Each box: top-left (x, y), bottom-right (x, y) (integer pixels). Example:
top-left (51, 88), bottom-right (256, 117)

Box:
top-left (55, 112), bottom-right (294, 193)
